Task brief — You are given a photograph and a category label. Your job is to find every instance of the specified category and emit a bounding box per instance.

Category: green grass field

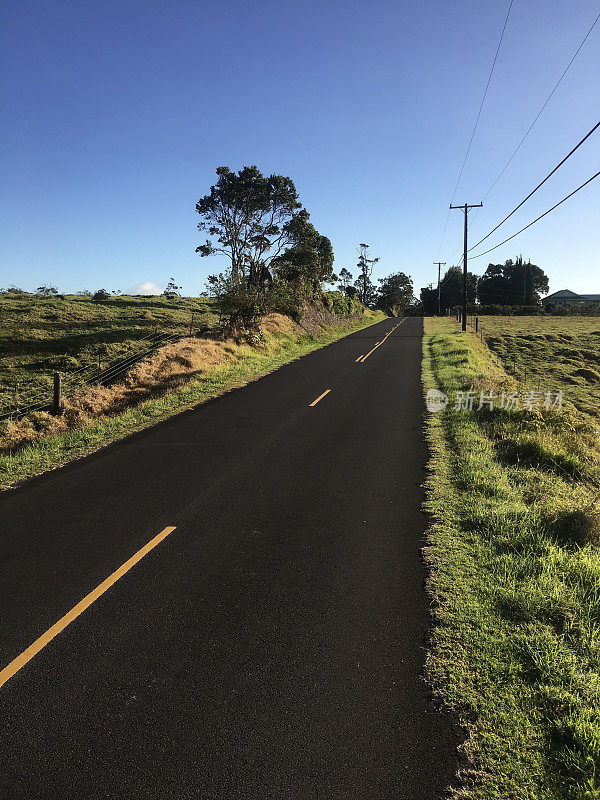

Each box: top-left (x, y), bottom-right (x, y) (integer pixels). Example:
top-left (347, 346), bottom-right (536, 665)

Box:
top-left (423, 317), bottom-right (600, 799)
top-left (476, 316), bottom-right (600, 418)
top-left (0, 293), bottom-right (219, 416)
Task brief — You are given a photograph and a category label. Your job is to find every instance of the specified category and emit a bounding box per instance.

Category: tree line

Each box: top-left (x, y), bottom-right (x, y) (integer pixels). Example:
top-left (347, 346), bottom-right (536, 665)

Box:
top-left (419, 257), bottom-right (550, 315)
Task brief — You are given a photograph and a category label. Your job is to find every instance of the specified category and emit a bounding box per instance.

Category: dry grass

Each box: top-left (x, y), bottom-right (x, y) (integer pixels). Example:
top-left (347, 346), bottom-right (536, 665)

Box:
top-left (0, 335), bottom-right (247, 452)
top-left (0, 292), bottom-right (219, 413)
top-left (259, 313), bottom-right (305, 336)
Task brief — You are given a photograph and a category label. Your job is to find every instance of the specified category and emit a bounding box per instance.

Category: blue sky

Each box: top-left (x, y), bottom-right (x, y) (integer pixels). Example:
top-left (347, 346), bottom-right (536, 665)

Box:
top-left (1, 0), bottom-right (599, 297)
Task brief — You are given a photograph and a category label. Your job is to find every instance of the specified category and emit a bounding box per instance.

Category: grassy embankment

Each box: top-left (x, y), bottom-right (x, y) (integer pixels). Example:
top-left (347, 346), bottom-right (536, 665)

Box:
top-left (0, 293), bottom-right (220, 412)
top-left (0, 293), bottom-right (384, 490)
top-left (423, 317), bottom-right (600, 800)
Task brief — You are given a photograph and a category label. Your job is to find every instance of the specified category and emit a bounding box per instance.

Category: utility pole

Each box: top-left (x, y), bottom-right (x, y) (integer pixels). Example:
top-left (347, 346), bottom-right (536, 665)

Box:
top-left (434, 262), bottom-right (445, 316)
top-left (450, 202), bottom-right (482, 331)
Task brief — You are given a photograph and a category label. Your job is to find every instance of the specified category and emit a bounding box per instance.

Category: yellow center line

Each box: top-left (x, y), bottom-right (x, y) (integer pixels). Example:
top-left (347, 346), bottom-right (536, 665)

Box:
top-left (0, 525), bottom-right (177, 690)
top-left (353, 322), bottom-right (401, 364)
top-left (309, 389), bottom-right (331, 406)
top-left (359, 319), bottom-right (405, 363)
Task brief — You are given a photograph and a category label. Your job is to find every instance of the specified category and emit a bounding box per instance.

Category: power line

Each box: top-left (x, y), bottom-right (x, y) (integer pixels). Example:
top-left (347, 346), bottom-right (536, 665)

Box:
top-left (470, 169), bottom-right (600, 259)
top-left (436, 0), bottom-right (515, 256)
top-left (469, 119), bottom-right (600, 251)
top-left (449, 0), bottom-right (515, 205)
top-left (435, 209), bottom-right (452, 260)
top-left (480, 9), bottom-right (600, 203)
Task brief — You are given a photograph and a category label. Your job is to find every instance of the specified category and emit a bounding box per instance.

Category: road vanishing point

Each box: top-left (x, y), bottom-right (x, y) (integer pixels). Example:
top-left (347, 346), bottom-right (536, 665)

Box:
top-left (0, 316), bottom-right (457, 799)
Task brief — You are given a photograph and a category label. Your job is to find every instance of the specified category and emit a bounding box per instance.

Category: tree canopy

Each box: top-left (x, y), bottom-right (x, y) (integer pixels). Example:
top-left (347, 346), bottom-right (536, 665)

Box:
top-left (196, 167), bottom-right (418, 330)
top-left (163, 278), bottom-right (182, 297)
top-left (196, 165), bottom-right (303, 288)
top-left (377, 272), bottom-right (413, 315)
top-left (419, 257), bottom-right (548, 314)
top-left (478, 257), bottom-right (548, 305)
top-left (338, 268), bottom-right (353, 294)
top-left (272, 210), bottom-right (335, 293)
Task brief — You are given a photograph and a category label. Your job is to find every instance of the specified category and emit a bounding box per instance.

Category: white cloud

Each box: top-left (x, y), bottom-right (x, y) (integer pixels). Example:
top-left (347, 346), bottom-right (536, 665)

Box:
top-left (130, 280), bottom-right (163, 295)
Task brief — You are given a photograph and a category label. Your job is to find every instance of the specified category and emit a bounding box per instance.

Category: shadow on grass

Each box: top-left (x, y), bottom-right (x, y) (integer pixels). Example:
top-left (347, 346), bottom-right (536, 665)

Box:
top-left (496, 438), bottom-right (586, 481)
top-left (542, 508), bottom-right (600, 549)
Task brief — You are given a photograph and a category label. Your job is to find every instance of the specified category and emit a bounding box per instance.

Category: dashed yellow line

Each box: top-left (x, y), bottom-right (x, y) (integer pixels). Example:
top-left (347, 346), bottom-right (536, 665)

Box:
top-left (309, 389), bottom-right (331, 406)
top-left (359, 319), bottom-right (405, 363)
top-left (0, 525), bottom-right (177, 690)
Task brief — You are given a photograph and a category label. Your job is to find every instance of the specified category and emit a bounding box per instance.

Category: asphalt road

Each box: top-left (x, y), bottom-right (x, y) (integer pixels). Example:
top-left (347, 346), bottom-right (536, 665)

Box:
top-left (0, 316), bottom-right (457, 799)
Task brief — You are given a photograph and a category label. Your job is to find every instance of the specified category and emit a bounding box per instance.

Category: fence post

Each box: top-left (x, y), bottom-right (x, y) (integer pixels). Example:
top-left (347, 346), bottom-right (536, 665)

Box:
top-left (189, 310), bottom-right (195, 335)
top-left (475, 316), bottom-right (479, 333)
top-left (53, 372), bottom-right (62, 414)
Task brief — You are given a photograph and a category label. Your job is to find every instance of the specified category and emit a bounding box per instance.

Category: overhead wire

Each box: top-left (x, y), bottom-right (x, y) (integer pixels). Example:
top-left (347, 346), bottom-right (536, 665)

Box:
top-left (436, 0), bottom-right (515, 257)
top-left (450, 0), bottom-right (515, 206)
top-left (470, 169), bottom-right (600, 259)
top-left (468, 119), bottom-right (600, 252)
top-left (480, 9), bottom-right (600, 204)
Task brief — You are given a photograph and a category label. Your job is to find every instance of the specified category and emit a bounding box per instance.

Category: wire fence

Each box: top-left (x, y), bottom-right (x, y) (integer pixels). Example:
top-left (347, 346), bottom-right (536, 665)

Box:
top-left (451, 311), bottom-right (542, 390)
top-left (0, 317), bottom-right (214, 422)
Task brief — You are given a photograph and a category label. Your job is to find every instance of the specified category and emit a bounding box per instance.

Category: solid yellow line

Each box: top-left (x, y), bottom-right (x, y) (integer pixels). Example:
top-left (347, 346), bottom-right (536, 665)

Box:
top-left (309, 389), bottom-right (331, 406)
top-left (0, 525), bottom-right (177, 690)
top-left (355, 355), bottom-right (364, 362)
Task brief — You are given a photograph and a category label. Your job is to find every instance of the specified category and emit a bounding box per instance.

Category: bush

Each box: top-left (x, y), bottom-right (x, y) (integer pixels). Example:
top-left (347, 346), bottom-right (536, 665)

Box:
top-left (93, 289), bottom-right (111, 301)
top-left (323, 291), bottom-right (364, 316)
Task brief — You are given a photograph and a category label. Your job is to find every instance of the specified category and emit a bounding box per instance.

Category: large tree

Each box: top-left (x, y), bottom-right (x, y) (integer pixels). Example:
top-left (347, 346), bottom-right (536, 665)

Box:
top-left (354, 243), bottom-right (379, 305)
top-left (272, 210), bottom-right (335, 295)
top-left (377, 272), bottom-right (413, 315)
top-left (478, 256), bottom-right (548, 305)
top-left (438, 266), bottom-right (477, 313)
top-left (196, 165), bottom-right (303, 288)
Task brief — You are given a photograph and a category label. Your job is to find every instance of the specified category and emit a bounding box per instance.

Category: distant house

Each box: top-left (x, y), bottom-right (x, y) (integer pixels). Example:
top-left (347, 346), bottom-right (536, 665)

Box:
top-left (541, 289), bottom-right (600, 308)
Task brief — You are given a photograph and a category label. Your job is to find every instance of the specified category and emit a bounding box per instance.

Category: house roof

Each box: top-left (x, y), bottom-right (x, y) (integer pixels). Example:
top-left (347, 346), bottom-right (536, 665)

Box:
top-left (542, 289), bottom-right (584, 300)
top-left (542, 290), bottom-right (600, 303)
